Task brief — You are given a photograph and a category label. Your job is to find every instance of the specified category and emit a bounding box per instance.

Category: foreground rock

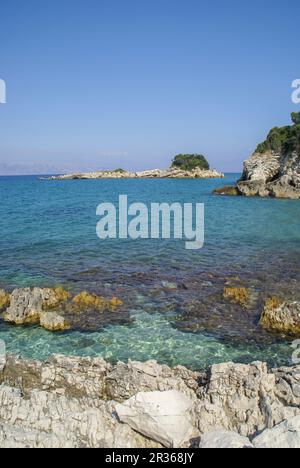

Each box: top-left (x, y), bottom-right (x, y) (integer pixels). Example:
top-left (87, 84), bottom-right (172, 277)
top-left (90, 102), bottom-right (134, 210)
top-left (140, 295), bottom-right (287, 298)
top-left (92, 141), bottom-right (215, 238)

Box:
top-left (195, 361), bottom-right (300, 437)
top-left (115, 390), bottom-right (195, 448)
top-left (199, 431), bottom-right (253, 449)
top-left (214, 112), bottom-right (300, 200)
top-left (253, 416), bottom-right (300, 448)
top-left (260, 298), bottom-right (300, 336)
top-left (0, 355), bottom-right (300, 448)
top-left (48, 167), bottom-right (224, 180)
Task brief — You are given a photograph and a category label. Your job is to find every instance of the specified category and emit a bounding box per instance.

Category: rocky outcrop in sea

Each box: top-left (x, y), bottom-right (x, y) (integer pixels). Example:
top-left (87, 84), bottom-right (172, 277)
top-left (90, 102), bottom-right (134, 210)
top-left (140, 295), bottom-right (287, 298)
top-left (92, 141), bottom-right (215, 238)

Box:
top-left (1, 287), bottom-right (126, 332)
top-left (215, 112), bottom-right (300, 199)
top-left (0, 354), bottom-right (299, 448)
top-left (48, 167), bottom-right (224, 180)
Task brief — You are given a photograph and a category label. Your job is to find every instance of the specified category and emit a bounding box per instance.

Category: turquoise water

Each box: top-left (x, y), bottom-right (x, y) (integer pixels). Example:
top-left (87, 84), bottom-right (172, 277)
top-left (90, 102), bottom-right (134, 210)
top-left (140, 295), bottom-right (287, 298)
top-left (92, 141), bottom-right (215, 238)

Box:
top-left (0, 174), bottom-right (300, 369)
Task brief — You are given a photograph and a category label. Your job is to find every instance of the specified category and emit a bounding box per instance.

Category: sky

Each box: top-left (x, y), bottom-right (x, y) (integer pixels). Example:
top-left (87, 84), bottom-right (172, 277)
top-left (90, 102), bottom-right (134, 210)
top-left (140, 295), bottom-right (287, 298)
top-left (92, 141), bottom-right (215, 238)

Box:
top-left (0, 0), bottom-right (300, 174)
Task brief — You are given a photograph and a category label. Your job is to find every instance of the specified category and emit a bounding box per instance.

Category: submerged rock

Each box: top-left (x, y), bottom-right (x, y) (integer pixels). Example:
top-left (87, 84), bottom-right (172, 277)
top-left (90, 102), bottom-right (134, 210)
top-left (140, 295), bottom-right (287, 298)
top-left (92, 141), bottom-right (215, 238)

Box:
top-left (260, 298), bottom-right (300, 336)
top-left (223, 287), bottom-right (250, 308)
top-left (0, 290), bottom-right (10, 310)
top-left (72, 291), bottom-right (123, 312)
top-left (213, 186), bottom-right (240, 196)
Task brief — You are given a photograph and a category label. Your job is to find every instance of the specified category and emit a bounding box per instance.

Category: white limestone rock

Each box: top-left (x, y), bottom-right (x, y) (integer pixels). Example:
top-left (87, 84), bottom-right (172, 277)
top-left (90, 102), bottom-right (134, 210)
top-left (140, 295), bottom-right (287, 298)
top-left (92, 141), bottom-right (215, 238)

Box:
top-left (199, 430), bottom-right (253, 449)
top-left (115, 390), bottom-right (196, 448)
top-left (253, 416), bottom-right (300, 448)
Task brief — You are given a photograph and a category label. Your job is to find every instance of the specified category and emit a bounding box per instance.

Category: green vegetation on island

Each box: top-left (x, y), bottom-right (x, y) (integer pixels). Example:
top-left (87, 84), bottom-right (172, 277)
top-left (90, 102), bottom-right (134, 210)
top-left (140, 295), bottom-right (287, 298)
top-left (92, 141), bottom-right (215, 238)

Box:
top-left (255, 111), bottom-right (300, 156)
top-left (112, 168), bottom-right (127, 173)
top-left (171, 154), bottom-right (210, 171)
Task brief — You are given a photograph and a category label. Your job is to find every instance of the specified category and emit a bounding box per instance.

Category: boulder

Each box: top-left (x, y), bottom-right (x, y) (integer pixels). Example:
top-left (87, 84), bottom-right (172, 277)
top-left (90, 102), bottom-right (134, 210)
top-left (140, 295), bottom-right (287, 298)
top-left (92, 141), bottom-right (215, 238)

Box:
top-left (213, 185), bottom-right (240, 196)
top-left (115, 390), bottom-right (196, 448)
top-left (199, 430), bottom-right (253, 448)
top-left (253, 416), bottom-right (300, 448)
top-left (260, 298), bottom-right (300, 336)
top-left (3, 287), bottom-right (124, 332)
top-left (4, 288), bottom-right (44, 325)
top-left (237, 179), bottom-right (269, 197)
top-left (39, 312), bottom-right (70, 332)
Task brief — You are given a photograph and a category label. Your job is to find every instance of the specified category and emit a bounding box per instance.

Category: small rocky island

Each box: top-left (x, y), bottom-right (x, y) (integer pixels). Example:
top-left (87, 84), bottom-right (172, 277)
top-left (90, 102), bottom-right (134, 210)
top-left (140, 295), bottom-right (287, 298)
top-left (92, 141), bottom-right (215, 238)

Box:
top-left (215, 112), bottom-right (300, 199)
top-left (48, 154), bottom-right (224, 180)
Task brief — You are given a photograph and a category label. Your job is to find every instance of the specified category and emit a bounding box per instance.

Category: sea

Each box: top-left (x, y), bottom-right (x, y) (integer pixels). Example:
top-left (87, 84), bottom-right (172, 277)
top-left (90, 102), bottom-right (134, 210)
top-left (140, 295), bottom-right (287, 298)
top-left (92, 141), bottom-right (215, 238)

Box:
top-left (0, 174), bottom-right (300, 369)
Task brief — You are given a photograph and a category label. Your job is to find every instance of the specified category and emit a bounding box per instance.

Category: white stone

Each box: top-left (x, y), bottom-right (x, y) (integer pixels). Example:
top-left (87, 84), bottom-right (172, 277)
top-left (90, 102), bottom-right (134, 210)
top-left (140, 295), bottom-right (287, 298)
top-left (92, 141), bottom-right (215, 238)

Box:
top-left (253, 416), bottom-right (300, 448)
top-left (115, 390), bottom-right (195, 448)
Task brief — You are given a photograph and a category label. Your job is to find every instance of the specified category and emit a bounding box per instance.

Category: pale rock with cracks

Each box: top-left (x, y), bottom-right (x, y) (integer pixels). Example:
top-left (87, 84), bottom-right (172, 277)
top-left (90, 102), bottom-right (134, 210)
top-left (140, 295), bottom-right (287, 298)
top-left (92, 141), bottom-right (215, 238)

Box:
top-left (3, 288), bottom-right (69, 330)
top-left (0, 354), bottom-right (300, 448)
top-left (115, 390), bottom-right (196, 448)
top-left (195, 361), bottom-right (300, 437)
top-left (199, 430), bottom-right (253, 449)
top-left (253, 416), bottom-right (300, 448)
top-left (238, 151), bottom-right (300, 200)
top-left (0, 385), bottom-right (162, 448)
top-left (105, 359), bottom-right (200, 402)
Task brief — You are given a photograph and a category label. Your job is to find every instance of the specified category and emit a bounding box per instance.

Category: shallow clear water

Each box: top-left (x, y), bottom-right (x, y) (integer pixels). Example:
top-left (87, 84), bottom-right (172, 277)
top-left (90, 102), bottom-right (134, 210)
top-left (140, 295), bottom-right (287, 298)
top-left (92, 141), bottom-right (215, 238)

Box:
top-left (0, 174), bottom-right (299, 369)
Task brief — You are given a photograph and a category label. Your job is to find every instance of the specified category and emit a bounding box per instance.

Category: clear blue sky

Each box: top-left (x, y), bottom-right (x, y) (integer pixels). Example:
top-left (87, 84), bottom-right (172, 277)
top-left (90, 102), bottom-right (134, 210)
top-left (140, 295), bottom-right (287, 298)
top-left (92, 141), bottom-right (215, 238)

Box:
top-left (0, 0), bottom-right (300, 174)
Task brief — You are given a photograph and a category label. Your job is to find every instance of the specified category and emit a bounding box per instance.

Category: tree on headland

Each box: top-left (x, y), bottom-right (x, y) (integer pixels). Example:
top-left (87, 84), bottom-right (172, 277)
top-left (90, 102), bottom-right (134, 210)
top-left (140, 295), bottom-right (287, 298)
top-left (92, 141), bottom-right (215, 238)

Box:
top-left (171, 154), bottom-right (210, 171)
top-left (255, 112), bottom-right (300, 155)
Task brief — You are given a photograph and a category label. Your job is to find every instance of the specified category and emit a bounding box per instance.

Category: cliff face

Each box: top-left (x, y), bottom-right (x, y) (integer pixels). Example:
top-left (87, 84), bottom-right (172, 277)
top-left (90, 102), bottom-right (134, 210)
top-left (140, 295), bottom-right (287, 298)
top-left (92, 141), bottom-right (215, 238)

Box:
top-left (215, 112), bottom-right (300, 199)
top-left (237, 150), bottom-right (300, 199)
top-left (237, 112), bottom-right (300, 199)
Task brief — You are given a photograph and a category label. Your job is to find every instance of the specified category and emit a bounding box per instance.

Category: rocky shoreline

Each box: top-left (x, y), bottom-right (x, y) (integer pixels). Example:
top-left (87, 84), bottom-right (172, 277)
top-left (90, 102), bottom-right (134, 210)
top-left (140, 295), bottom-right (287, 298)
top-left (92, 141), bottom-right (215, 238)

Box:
top-left (47, 167), bottom-right (224, 181)
top-left (0, 353), bottom-right (299, 448)
top-left (215, 112), bottom-right (300, 200)
top-left (1, 286), bottom-right (300, 447)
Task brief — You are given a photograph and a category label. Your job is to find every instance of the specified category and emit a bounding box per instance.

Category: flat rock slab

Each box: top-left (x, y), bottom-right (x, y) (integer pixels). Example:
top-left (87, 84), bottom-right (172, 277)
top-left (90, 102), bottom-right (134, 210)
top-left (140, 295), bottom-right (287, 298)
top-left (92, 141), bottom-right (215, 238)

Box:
top-left (115, 390), bottom-right (195, 448)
